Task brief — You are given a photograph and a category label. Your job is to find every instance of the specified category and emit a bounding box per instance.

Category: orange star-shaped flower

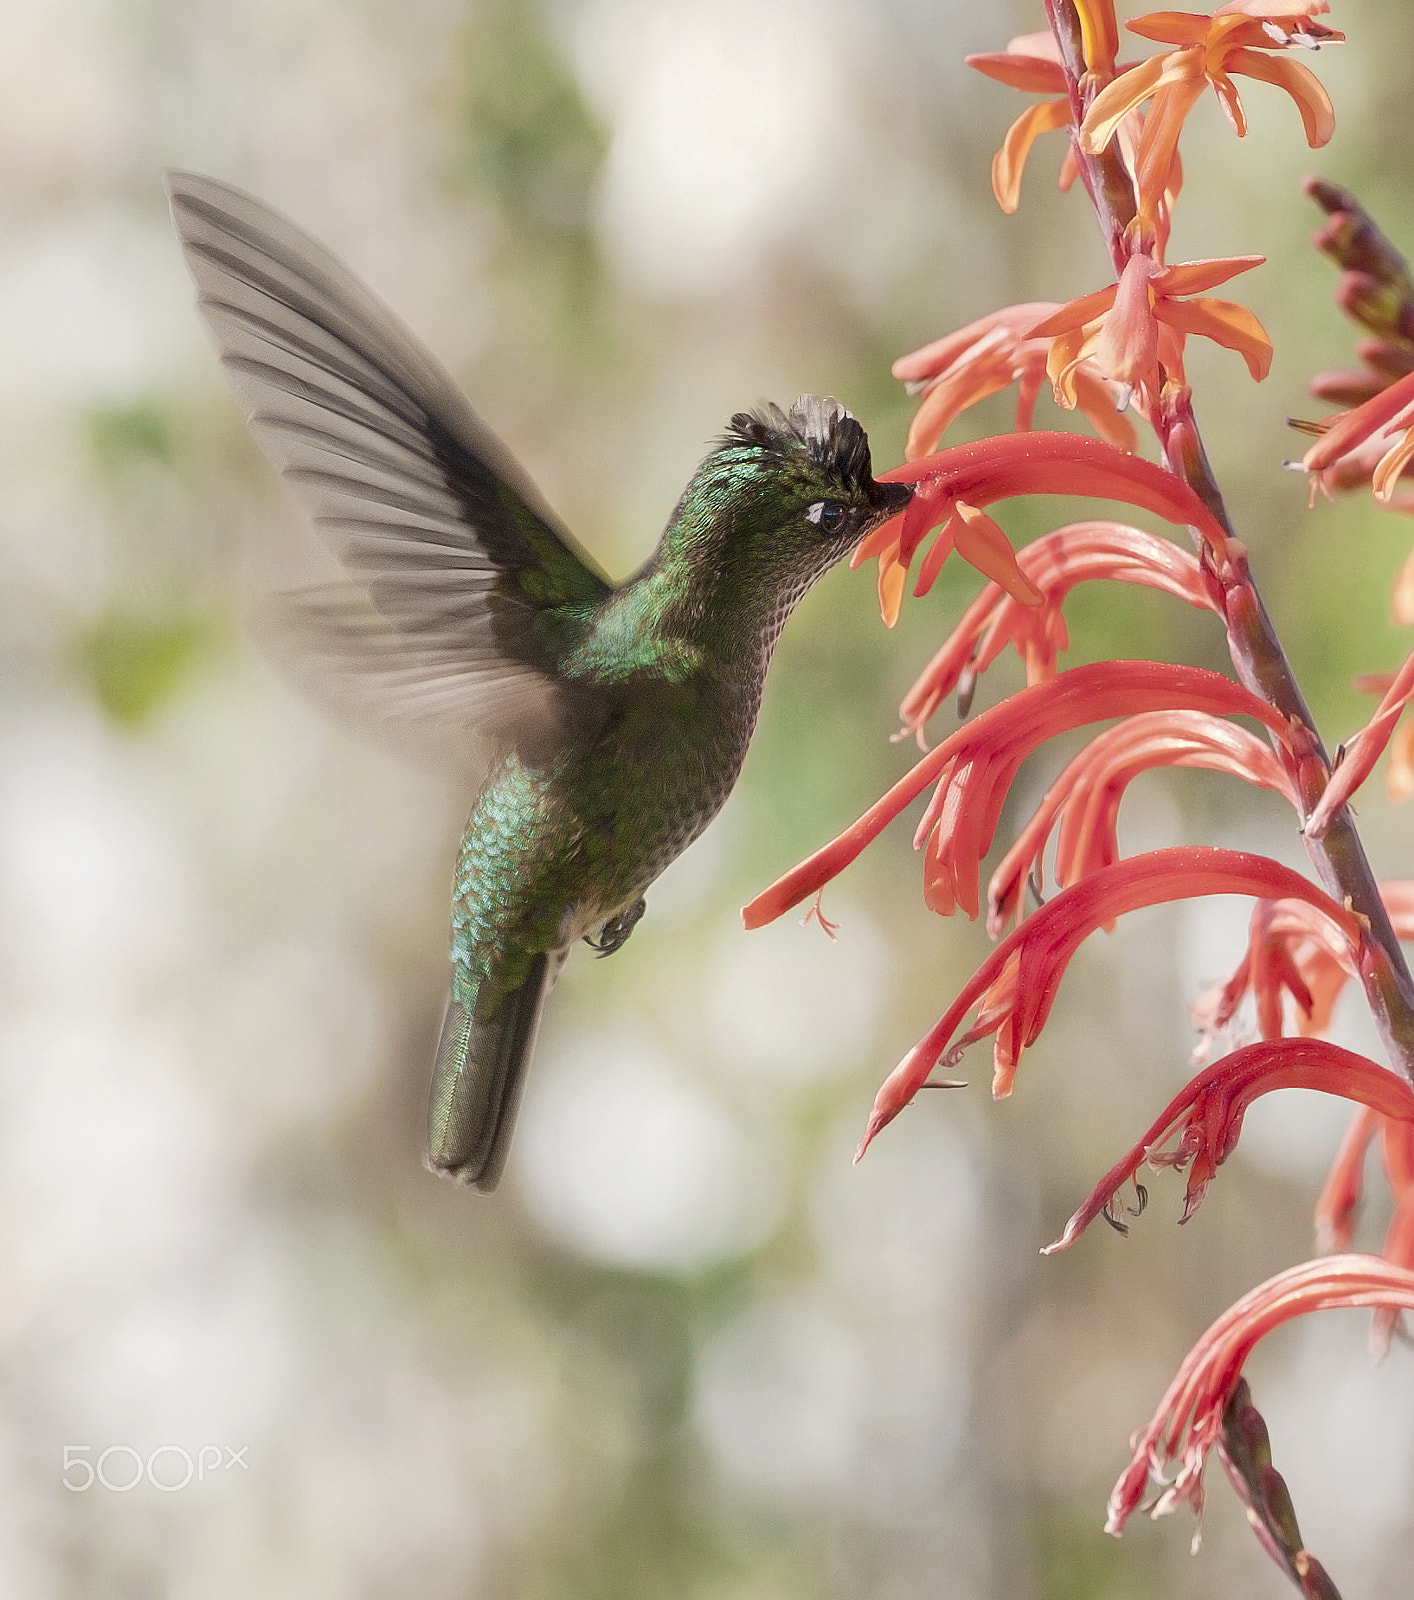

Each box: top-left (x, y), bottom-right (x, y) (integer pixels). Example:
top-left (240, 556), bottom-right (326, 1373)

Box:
top-left (1029, 253), bottom-right (1272, 411)
top-left (1080, 4), bottom-right (1341, 238)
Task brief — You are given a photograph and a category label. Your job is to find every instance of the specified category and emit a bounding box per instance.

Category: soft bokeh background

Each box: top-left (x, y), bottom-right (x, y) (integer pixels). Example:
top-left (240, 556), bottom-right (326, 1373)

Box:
top-left (5, 1), bottom-right (1414, 1595)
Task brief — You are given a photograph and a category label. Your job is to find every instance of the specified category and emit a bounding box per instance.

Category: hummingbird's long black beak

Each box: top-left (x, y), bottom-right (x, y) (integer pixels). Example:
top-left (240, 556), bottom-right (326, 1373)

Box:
top-left (866, 477), bottom-right (915, 522)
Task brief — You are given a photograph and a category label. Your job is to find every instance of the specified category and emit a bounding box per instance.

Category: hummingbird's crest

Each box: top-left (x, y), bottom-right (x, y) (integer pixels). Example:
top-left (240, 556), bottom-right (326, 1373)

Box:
top-left (725, 396), bottom-right (877, 496)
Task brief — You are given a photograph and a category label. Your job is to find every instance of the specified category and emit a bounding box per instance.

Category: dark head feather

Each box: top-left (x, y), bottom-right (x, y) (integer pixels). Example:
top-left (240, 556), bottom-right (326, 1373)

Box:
top-left (725, 395), bottom-right (879, 495)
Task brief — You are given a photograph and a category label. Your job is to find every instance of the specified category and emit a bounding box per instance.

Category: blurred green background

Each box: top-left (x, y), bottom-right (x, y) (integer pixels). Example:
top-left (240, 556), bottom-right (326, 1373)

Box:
top-left (5, 1), bottom-right (1414, 1595)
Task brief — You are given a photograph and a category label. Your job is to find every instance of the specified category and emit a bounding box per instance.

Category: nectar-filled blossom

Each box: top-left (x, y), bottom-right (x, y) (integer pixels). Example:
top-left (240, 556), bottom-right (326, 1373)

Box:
top-left (892, 304), bottom-right (1137, 460)
top-left (861, 430), bottom-right (1232, 625)
top-left (1045, 1038), bottom-right (1414, 1254)
top-left (1029, 255), bottom-right (1272, 412)
top-left (1108, 1255), bottom-right (1414, 1536)
top-left (853, 848), bottom-right (1365, 1147)
top-left (897, 521), bottom-right (1217, 741)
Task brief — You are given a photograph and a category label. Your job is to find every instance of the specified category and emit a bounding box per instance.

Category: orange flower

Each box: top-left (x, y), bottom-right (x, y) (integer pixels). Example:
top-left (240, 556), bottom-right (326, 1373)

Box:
top-left (968, 7), bottom-right (1125, 213)
top-left (1080, 4), bottom-right (1340, 235)
top-left (892, 304), bottom-right (1137, 460)
top-left (1044, 1039), bottom-right (1414, 1254)
top-left (966, 35), bottom-right (1075, 215)
top-left (1029, 254), bottom-right (1272, 411)
top-left (1074, 0), bottom-right (1121, 79)
top-left (897, 521), bottom-right (1216, 741)
top-left (1108, 1255), bottom-right (1414, 1535)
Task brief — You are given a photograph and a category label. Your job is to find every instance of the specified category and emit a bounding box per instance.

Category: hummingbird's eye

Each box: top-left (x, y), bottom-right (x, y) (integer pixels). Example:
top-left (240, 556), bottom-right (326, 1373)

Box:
top-left (805, 499), bottom-right (848, 534)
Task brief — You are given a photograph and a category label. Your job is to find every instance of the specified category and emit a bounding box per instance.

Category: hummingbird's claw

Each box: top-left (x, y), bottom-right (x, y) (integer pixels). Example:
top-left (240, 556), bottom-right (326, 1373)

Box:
top-left (586, 898), bottom-right (647, 957)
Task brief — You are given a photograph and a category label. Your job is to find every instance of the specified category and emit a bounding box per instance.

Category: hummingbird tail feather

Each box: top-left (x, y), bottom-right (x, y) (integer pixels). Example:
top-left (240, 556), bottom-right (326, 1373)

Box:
top-left (424, 954), bottom-right (558, 1193)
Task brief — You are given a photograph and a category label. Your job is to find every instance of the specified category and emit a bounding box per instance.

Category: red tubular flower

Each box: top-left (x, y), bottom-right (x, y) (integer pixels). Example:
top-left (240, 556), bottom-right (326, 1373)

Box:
top-left (988, 710), bottom-right (1297, 936)
top-left (1195, 879), bottom-right (1414, 1067)
top-left (854, 848), bottom-right (1366, 1152)
top-left (743, 661), bottom-right (1294, 931)
top-left (860, 431), bottom-right (1233, 625)
top-left (1300, 367), bottom-right (1414, 504)
top-left (1306, 643), bottom-right (1414, 838)
top-left (1193, 895), bottom-right (1359, 1049)
top-left (1314, 1103), bottom-right (1381, 1254)
top-left (892, 304), bottom-right (1137, 460)
top-left (1044, 1039), bottom-right (1414, 1255)
top-left (898, 521), bottom-right (1217, 742)
top-left (1354, 675), bottom-right (1414, 802)
top-left (1374, 1122), bottom-right (1414, 1352)
top-left (1108, 1255), bottom-right (1414, 1536)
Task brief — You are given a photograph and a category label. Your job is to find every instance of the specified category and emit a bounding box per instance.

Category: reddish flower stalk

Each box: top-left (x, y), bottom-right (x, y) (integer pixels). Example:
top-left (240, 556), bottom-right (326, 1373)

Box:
top-left (743, 661), bottom-right (1295, 930)
top-left (1107, 1255), bottom-right (1414, 1536)
top-left (1044, 1038), bottom-right (1414, 1255)
top-left (857, 847), bottom-right (1367, 1151)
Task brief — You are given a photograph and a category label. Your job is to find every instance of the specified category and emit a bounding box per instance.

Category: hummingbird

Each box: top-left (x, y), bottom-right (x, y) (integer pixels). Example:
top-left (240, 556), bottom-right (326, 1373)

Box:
top-left (166, 171), bottom-right (911, 1192)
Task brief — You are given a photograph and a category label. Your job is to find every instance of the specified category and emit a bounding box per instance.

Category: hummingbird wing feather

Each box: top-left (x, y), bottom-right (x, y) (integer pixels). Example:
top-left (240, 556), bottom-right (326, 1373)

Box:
top-left (165, 170), bottom-right (612, 742)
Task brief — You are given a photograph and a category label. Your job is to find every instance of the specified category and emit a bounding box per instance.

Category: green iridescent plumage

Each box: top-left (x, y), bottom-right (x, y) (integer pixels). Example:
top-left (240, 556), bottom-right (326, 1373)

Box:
top-left (168, 171), bottom-right (911, 1192)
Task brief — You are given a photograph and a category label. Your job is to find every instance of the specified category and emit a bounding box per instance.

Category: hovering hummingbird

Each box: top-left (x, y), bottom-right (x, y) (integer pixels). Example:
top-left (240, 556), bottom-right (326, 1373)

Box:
top-left (166, 171), bottom-right (911, 1192)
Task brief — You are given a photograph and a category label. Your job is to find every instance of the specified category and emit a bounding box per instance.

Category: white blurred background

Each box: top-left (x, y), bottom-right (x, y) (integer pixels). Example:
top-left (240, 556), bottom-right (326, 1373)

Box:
top-left (4, 1), bottom-right (1414, 1595)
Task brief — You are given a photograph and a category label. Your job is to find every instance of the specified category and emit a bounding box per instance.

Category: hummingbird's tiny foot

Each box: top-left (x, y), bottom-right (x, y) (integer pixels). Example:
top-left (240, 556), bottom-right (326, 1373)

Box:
top-left (586, 898), bottom-right (647, 957)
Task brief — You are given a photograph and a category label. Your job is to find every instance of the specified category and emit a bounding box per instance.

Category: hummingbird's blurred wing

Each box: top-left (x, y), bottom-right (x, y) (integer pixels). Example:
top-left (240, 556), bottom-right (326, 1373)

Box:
top-left (165, 170), bottom-right (613, 744)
